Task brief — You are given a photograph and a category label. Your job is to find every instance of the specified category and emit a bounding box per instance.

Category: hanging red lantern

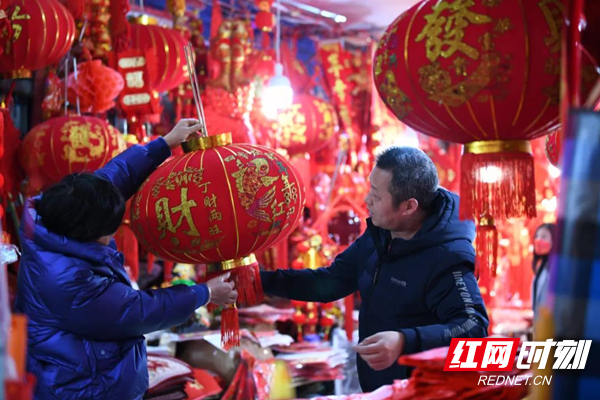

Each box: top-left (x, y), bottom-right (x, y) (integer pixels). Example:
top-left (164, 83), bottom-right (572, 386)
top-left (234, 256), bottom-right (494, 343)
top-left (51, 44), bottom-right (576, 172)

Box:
top-left (132, 133), bottom-right (304, 349)
top-left (131, 132), bottom-right (305, 264)
top-left (203, 106), bottom-right (255, 144)
top-left (130, 23), bottom-right (188, 92)
top-left (0, 0), bottom-right (76, 78)
top-left (276, 95), bottom-right (339, 156)
top-left (20, 116), bottom-right (127, 195)
top-left (66, 60), bottom-right (125, 114)
top-left (374, 0), bottom-right (567, 222)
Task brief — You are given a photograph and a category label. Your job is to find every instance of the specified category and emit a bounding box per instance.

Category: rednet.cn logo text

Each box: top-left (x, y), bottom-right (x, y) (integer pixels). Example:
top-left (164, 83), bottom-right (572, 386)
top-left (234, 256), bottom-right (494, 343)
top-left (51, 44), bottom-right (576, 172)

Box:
top-left (443, 338), bottom-right (591, 385)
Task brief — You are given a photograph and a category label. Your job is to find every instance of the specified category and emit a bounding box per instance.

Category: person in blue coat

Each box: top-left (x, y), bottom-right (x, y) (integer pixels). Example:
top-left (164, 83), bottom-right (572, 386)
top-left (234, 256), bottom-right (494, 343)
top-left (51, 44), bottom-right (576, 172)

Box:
top-left (16, 119), bottom-right (238, 400)
top-left (260, 146), bottom-right (489, 392)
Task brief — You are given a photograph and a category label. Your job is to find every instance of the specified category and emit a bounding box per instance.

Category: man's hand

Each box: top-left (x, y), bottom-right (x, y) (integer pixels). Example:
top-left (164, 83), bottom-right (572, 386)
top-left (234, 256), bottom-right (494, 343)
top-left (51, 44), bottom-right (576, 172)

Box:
top-left (353, 331), bottom-right (405, 371)
top-left (206, 273), bottom-right (238, 307)
top-left (163, 118), bottom-right (204, 149)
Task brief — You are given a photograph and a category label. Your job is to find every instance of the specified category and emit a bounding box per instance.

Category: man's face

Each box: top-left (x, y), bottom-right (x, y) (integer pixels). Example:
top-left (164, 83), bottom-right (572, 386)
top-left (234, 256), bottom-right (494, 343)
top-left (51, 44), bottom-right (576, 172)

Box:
top-left (365, 167), bottom-right (405, 231)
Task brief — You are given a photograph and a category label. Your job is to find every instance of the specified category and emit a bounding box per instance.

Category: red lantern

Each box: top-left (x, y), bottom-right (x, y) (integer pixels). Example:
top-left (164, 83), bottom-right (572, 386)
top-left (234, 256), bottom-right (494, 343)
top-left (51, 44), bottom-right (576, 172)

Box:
top-left (0, 0), bottom-right (76, 78)
top-left (276, 95), bottom-right (339, 156)
top-left (255, 11), bottom-right (275, 32)
top-left (66, 60), bottom-right (125, 114)
top-left (131, 132), bottom-right (305, 264)
top-left (374, 0), bottom-right (567, 222)
top-left (20, 116), bottom-right (127, 194)
top-left (130, 23), bottom-right (188, 92)
top-left (203, 106), bottom-right (255, 144)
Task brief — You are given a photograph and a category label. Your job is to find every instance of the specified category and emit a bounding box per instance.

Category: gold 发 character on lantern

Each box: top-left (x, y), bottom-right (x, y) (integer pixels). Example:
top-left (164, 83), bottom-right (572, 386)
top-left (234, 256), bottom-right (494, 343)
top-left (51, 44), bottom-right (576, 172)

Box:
top-left (125, 71), bottom-right (145, 89)
top-left (208, 225), bottom-right (222, 236)
top-left (204, 193), bottom-right (217, 208)
top-left (416, 0), bottom-right (492, 62)
top-left (155, 188), bottom-right (200, 239)
top-left (209, 209), bottom-right (222, 222)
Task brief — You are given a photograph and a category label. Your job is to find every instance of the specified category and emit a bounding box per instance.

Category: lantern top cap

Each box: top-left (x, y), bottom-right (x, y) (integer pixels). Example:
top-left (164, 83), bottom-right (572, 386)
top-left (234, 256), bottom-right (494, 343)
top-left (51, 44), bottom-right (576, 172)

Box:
top-left (181, 132), bottom-right (233, 152)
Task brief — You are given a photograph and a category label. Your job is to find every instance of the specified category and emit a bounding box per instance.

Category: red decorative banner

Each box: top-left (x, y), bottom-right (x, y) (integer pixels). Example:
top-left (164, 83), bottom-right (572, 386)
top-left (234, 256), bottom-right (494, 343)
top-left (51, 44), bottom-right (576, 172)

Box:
top-left (319, 43), bottom-right (359, 166)
top-left (116, 49), bottom-right (161, 121)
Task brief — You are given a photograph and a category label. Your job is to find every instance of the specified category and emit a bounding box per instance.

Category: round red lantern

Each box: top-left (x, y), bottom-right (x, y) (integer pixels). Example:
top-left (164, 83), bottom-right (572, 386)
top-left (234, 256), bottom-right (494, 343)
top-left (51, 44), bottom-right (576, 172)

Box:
top-left (0, 0), bottom-right (76, 78)
top-left (66, 60), bottom-right (125, 114)
top-left (20, 116), bottom-right (127, 194)
top-left (255, 11), bottom-right (275, 32)
top-left (276, 95), bottom-right (339, 156)
top-left (131, 132), bottom-right (305, 264)
top-left (374, 0), bottom-right (566, 222)
top-left (130, 23), bottom-right (188, 92)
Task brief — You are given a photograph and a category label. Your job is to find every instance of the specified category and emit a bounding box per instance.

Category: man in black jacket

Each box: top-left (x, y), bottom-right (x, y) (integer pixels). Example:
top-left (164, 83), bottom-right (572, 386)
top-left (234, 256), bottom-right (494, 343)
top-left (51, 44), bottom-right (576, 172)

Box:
top-left (260, 146), bottom-right (488, 392)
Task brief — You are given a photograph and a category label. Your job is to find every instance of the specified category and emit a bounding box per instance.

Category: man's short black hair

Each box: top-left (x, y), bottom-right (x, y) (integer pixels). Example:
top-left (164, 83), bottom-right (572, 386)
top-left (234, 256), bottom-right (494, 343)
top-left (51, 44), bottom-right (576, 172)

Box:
top-left (36, 173), bottom-right (125, 242)
top-left (375, 146), bottom-right (439, 210)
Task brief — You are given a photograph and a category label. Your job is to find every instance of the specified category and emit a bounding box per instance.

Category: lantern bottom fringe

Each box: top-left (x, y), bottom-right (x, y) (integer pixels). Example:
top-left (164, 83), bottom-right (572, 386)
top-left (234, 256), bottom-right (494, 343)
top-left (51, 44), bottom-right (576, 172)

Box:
top-left (221, 306), bottom-right (240, 349)
top-left (475, 224), bottom-right (498, 280)
top-left (460, 151), bottom-right (537, 221)
top-left (205, 262), bottom-right (265, 307)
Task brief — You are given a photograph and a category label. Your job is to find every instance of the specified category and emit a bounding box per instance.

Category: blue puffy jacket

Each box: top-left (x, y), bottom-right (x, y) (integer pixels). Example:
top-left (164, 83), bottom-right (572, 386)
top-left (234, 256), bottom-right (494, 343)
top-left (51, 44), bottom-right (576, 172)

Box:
top-left (16, 138), bottom-right (209, 399)
top-left (261, 188), bottom-right (489, 392)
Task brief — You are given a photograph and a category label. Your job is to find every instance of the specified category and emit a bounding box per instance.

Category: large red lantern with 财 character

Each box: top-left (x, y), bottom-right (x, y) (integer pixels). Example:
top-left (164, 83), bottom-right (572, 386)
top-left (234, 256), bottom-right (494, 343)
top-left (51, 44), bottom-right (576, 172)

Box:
top-left (0, 0), bottom-right (77, 78)
top-left (276, 95), bottom-right (339, 156)
top-left (19, 116), bottom-right (127, 195)
top-left (374, 0), bottom-right (566, 278)
top-left (131, 132), bottom-right (305, 264)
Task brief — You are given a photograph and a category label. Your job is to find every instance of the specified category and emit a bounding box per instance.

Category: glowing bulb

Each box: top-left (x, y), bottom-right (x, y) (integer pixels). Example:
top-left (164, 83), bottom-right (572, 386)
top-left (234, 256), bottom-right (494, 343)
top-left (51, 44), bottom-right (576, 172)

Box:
top-left (262, 63), bottom-right (293, 117)
top-left (478, 166), bottom-right (503, 183)
top-left (548, 164), bottom-right (561, 178)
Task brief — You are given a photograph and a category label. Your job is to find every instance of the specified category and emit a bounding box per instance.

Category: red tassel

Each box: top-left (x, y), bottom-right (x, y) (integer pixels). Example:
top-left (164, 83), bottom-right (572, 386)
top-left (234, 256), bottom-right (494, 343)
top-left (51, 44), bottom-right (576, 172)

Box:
top-left (474, 219), bottom-right (498, 279)
top-left (221, 305), bottom-right (240, 349)
top-left (232, 265), bottom-right (255, 306)
top-left (460, 149), bottom-right (537, 221)
top-left (147, 253), bottom-right (155, 274)
top-left (251, 263), bottom-right (265, 304)
top-left (164, 260), bottom-right (175, 283)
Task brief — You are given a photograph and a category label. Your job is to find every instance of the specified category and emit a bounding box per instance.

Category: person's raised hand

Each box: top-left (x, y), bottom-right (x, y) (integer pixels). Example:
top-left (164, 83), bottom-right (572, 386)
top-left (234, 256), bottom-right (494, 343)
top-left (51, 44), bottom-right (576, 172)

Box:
top-left (206, 273), bottom-right (237, 307)
top-left (163, 118), bottom-right (204, 149)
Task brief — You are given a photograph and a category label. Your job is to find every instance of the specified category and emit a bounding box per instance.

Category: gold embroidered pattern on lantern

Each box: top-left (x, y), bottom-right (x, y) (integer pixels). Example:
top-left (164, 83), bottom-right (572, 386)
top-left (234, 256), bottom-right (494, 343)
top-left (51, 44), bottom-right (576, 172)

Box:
top-left (230, 157), bottom-right (280, 223)
top-left (379, 70), bottom-right (413, 119)
top-left (151, 167), bottom-right (208, 198)
top-left (60, 121), bottom-right (105, 163)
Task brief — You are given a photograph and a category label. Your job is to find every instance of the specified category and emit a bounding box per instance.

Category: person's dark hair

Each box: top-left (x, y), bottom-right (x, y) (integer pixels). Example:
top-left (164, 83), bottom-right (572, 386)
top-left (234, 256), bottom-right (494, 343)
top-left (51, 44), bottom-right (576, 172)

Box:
top-left (532, 223), bottom-right (557, 272)
top-left (36, 173), bottom-right (125, 242)
top-left (375, 146), bottom-right (439, 210)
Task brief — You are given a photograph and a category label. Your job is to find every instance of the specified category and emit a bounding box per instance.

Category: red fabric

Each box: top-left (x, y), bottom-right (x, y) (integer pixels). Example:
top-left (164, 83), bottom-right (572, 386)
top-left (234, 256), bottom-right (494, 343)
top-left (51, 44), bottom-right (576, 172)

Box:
top-left (0, 0), bottom-right (76, 75)
top-left (130, 142), bottom-right (305, 264)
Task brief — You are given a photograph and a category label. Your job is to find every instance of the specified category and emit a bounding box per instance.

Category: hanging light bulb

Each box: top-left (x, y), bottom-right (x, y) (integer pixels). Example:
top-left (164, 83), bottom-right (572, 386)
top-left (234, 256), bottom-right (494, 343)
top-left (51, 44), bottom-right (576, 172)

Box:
top-left (262, 0), bottom-right (293, 118)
